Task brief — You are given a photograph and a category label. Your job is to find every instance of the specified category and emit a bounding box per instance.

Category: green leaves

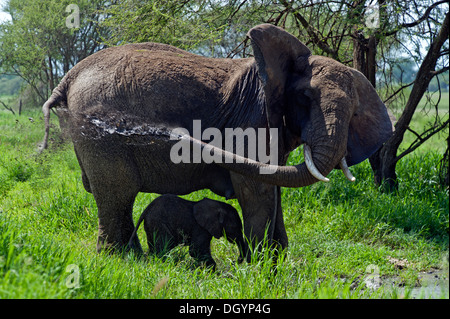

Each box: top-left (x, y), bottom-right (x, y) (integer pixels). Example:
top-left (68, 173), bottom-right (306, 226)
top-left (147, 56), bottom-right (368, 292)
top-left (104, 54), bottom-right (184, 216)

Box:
top-left (100, 0), bottom-right (269, 57)
top-left (0, 0), bottom-right (108, 105)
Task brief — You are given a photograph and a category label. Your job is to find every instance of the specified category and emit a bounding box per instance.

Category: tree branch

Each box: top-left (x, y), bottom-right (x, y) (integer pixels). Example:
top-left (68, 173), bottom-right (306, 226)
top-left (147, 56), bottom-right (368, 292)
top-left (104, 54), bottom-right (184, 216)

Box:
top-left (395, 119), bottom-right (449, 162)
top-left (391, 11), bottom-right (449, 141)
top-left (228, 0), bottom-right (248, 23)
top-left (430, 67), bottom-right (449, 76)
top-left (10, 65), bottom-right (46, 104)
top-left (0, 99), bottom-right (16, 115)
top-left (279, 0), bottom-right (339, 59)
top-left (383, 0), bottom-right (448, 37)
top-left (383, 81), bottom-right (415, 104)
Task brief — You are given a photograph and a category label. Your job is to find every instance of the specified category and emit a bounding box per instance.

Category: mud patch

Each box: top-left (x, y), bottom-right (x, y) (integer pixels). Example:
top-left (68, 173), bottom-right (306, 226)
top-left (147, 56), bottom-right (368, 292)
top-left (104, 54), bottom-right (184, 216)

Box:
top-left (392, 269), bottom-right (449, 299)
top-left (365, 268), bottom-right (449, 299)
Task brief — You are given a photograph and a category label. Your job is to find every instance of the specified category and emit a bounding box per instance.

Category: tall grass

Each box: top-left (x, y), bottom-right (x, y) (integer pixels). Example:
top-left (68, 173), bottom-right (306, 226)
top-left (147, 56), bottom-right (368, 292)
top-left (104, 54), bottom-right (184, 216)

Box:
top-left (0, 110), bottom-right (448, 299)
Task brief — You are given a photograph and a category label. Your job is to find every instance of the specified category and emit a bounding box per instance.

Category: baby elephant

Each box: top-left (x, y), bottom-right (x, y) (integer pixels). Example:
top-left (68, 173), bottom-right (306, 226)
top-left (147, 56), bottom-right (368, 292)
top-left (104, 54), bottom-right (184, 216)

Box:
top-left (128, 194), bottom-right (245, 269)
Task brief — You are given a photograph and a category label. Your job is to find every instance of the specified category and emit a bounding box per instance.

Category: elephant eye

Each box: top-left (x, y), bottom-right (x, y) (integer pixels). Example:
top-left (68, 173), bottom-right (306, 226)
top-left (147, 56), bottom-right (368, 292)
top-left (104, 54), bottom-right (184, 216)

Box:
top-left (293, 90), bottom-right (308, 106)
top-left (302, 89), bottom-right (314, 99)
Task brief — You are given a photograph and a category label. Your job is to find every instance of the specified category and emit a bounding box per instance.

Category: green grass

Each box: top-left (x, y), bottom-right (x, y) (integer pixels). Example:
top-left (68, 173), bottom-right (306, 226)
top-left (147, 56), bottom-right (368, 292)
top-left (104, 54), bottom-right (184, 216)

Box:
top-left (0, 109), bottom-right (448, 299)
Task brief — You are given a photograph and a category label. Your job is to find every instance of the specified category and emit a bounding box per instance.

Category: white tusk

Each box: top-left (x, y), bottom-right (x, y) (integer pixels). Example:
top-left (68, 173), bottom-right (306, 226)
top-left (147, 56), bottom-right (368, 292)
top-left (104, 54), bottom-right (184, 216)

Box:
top-left (304, 145), bottom-right (329, 182)
top-left (340, 157), bottom-right (356, 182)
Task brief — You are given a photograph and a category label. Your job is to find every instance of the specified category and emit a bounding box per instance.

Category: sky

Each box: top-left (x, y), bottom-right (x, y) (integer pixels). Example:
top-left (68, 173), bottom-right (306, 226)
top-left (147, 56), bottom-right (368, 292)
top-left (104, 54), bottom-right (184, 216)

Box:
top-left (0, 0), bottom-right (11, 23)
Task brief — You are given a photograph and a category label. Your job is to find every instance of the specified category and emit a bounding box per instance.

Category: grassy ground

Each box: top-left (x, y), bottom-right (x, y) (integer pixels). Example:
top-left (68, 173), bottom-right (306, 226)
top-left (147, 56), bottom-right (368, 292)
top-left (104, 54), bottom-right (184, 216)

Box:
top-left (0, 109), bottom-right (448, 299)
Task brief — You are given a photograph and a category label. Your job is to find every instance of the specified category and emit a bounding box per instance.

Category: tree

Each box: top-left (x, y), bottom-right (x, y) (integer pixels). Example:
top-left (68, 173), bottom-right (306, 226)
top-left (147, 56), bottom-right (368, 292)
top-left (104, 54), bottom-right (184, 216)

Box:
top-left (0, 0), bottom-right (109, 106)
top-left (100, 0), bottom-right (272, 57)
top-left (362, 1), bottom-right (449, 189)
top-left (372, 11), bottom-right (449, 189)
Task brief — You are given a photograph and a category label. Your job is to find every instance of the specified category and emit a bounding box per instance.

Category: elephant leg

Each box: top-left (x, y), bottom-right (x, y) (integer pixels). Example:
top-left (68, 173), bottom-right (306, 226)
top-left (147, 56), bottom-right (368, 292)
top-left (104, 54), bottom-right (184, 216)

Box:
top-left (273, 186), bottom-right (288, 249)
top-left (93, 186), bottom-right (141, 253)
top-left (73, 141), bottom-right (143, 253)
top-left (148, 226), bottom-right (177, 257)
top-left (230, 173), bottom-right (286, 262)
top-left (188, 227), bottom-right (215, 269)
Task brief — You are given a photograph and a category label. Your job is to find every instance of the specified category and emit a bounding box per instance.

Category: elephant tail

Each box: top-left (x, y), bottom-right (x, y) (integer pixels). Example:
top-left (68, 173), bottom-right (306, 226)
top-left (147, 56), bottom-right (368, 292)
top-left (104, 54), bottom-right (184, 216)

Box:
top-left (39, 79), bottom-right (68, 152)
top-left (127, 209), bottom-right (148, 249)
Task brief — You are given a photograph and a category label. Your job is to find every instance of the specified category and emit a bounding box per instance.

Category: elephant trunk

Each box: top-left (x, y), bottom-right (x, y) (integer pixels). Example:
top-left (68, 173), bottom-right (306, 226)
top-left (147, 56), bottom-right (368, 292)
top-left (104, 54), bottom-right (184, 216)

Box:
top-left (291, 106), bottom-right (352, 186)
top-left (181, 127), bottom-right (347, 188)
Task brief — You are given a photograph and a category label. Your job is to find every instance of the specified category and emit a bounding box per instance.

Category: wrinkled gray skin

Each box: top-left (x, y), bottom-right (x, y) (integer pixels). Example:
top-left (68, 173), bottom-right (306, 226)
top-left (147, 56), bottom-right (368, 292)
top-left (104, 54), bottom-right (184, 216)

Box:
top-left (42, 24), bottom-right (393, 257)
top-left (128, 194), bottom-right (245, 269)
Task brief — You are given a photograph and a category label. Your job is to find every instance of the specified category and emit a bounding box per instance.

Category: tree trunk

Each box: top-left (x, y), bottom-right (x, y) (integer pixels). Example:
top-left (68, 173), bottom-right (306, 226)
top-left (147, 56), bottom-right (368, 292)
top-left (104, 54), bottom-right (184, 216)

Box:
top-left (48, 56), bottom-right (55, 92)
top-left (352, 30), bottom-right (368, 77)
top-left (367, 35), bottom-right (377, 88)
top-left (352, 19), bottom-right (382, 185)
top-left (439, 137), bottom-right (449, 187)
top-left (370, 12), bottom-right (449, 191)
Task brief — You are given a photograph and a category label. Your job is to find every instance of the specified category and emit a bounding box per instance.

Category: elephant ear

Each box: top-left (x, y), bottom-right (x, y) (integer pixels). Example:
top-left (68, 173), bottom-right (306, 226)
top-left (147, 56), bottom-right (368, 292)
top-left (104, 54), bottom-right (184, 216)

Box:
top-left (193, 199), bottom-right (225, 239)
top-left (346, 70), bottom-right (395, 166)
top-left (247, 24), bottom-right (311, 128)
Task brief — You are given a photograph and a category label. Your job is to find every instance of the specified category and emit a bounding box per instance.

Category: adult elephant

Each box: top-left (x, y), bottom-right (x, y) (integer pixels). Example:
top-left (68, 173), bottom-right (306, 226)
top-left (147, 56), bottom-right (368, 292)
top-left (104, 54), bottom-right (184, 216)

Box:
top-left (42, 24), bottom-right (393, 256)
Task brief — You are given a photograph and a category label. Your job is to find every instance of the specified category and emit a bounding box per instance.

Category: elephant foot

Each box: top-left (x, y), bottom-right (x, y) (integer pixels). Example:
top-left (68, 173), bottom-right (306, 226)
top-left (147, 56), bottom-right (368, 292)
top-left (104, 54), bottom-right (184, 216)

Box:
top-left (197, 258), bottom-right (217, 271)
top-left (125, 237), bottom-right (144, 256)
top-left (243, 236), bottom-right (286, 266)
top-left (96, 232), bottom-right (144, 256)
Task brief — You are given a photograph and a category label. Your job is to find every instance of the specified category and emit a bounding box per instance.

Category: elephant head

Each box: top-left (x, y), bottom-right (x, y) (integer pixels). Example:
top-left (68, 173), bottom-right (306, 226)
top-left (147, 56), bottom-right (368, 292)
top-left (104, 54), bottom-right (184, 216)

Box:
top-left (191, 24), bottom-right (393, 187)
top-left (193, 198), bottom-right (246, 262)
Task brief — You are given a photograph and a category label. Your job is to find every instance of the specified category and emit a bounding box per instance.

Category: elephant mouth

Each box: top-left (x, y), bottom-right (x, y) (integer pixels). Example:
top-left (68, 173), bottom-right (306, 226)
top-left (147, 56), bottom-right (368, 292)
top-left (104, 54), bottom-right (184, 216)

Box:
top-left (303, 144), bottom-right (356, 183)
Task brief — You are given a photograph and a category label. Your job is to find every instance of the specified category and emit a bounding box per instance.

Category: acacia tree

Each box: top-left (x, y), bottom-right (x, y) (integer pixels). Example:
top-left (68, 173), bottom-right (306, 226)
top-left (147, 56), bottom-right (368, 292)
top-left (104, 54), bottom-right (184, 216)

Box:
top-left (368, 4), bottom-right (449, 189)
top-left (0, 0), bottom-right (109, 106)
top-left (100, 0), bottom-right (272, 57)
